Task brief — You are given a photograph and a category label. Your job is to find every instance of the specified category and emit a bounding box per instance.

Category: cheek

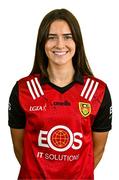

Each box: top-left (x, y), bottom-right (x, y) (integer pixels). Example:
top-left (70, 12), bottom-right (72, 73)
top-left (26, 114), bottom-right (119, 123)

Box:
top-left (44, 42), bottom-right (48, 50)
top-left (68, 41), bottom-right (76, 51)
top-left (44, 43), bottom-right (50, 56)
top-left (45, 42), bottom-right (54, 53)
top-left (73, 44), bottom-right (76, 52)
top-left (70, 43), bottom-right (76, 54)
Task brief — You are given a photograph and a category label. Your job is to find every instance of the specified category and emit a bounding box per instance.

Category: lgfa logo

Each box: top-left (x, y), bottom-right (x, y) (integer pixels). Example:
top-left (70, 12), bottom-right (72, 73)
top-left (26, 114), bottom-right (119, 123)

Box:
top-left (38, 125), bottom-right (83, 152)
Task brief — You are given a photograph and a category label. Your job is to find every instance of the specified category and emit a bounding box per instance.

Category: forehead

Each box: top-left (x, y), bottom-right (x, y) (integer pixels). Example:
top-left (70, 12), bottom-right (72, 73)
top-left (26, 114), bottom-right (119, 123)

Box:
top-left (49, 20), bottom-right (72, 34)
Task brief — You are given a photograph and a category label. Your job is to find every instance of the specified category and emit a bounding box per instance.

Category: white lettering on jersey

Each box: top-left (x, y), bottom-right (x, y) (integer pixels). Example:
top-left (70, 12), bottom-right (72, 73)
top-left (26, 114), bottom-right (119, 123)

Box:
top-left (29, 104), bottom-right (47, 111)
top-left (110, 106), bottom-right (112, 114)
top-left (36, 151), bottom-right (80, 161)
top-left (38, 125), bottom-right (83, 152)
top-left (38, 130), bottom-right (49, 148)
top-left (37, 151), bottom-right (44, 158)
top-left (45, 153), bottom-right (79, 161)
top-left (8, 102), bottom-right (11, 111)
top-left (72, 132), bottom-right (83, 150)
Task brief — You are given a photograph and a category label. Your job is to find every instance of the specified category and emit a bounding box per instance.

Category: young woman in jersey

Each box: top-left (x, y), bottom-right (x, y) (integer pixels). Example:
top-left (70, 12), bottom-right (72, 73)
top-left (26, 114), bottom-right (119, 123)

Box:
top-left (9, 9), bottom-right (112, 179)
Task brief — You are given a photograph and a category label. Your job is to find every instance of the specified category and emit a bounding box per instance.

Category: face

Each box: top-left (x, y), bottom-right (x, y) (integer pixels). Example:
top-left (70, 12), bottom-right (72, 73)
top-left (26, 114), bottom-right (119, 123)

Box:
top-left (45, 20), bottom-right (76, 67)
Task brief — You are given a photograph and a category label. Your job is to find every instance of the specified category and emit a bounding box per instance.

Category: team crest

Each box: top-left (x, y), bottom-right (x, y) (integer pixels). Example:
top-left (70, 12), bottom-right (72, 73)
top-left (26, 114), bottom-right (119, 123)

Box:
top-left (79, 102), bottom-right (91, 117)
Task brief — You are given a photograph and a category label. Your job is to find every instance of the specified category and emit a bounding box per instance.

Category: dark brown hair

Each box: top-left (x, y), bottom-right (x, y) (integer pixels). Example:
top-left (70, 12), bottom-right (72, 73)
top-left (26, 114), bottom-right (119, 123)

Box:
top-left (31, 8), bottom-right (93, 77)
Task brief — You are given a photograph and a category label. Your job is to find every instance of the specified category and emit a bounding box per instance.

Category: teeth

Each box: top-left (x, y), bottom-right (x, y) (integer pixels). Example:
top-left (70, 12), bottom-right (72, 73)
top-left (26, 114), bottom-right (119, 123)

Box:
top-left (53, 51), bottom-right (67, 56)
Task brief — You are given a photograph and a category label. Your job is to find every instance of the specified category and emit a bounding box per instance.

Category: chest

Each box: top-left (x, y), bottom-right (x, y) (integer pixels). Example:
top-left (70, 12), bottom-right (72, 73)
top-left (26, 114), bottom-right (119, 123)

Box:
top-left (19, 84), bottom-right (97, 134)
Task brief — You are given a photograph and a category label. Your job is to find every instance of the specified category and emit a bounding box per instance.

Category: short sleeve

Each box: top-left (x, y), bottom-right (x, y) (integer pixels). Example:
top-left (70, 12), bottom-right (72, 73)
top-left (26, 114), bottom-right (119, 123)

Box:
top-left (8, 82), bottom-right (26, 129)
top-left (92, 85), bottom-right (112, 132)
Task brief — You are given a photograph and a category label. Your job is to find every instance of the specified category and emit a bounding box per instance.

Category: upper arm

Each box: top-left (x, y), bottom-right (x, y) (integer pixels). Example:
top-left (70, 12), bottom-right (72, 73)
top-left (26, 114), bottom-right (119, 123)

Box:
top-left (10, 128), bottom-right (25, 149)
top-left (92, 131), bottom-right (109, 169)
top-left (92, 131), bottom-right (109, 150)
top-left (8, 82), bottom-right (26, 160)
top-left (92, 85), bottom-right (112, 153)
top-left (10, 128), bottom-right (24, 164)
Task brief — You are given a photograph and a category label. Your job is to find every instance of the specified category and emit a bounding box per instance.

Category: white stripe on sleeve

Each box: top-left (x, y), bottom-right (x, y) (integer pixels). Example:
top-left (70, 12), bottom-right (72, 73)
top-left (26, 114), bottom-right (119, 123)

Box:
top-left (35, 77), bottom-right (44, 96)
top-left (31, 79), bottom-right (40, 98)
top-left (85, 80), bottom-right (94, 99)
top-left (27, 81), bottom-right (36, 100)
top-left (81, 78), bottom-right (90, 97)
top-left (88, 82), bottom-right (99, 101)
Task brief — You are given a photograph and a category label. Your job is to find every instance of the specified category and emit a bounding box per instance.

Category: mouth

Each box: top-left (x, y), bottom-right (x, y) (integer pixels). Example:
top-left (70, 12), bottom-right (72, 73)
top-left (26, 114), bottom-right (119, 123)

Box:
top-left (52, 51), bottom-right (68, 56)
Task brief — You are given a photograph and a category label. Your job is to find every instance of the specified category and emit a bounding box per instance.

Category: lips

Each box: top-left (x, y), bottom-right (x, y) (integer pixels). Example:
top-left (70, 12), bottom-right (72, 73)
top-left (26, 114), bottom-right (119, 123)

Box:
top-left (53, 51), bottom-right (68, 56)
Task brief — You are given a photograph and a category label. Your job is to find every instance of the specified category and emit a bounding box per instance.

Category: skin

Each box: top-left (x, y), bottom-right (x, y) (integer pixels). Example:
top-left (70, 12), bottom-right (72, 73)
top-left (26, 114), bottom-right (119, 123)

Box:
top-left (11, 20), bottom-right (109, 168)
top-left (45, 20), bottom-right (76, 87)
top-left (45, 20), bottom-right (76, 67)
top-left (92, 131), bottom-right (109, 168)
top-left (11, 129), bottom-right (24, 165)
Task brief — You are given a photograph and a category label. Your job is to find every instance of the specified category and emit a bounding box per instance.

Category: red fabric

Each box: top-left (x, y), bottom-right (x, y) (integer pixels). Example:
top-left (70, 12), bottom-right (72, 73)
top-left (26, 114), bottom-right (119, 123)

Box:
top-left (18, 74), bottom-right (106, 180)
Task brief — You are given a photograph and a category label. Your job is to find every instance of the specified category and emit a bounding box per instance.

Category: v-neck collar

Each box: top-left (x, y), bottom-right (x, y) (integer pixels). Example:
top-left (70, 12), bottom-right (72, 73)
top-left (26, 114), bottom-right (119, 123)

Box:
top-left (48, 81), bottom-right (75, 93)
top-left (40, 72), bottom-right (84, 93)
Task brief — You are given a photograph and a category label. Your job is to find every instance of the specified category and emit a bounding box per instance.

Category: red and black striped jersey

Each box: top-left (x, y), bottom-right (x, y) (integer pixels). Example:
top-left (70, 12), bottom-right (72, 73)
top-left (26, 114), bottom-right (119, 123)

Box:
top-left (8, 73), bottom-right (112, 180)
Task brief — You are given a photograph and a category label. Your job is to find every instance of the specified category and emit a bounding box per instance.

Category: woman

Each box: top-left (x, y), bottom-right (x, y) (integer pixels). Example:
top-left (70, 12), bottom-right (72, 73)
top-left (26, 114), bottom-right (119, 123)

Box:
top-left (8, 8), bottom-right (112, 179)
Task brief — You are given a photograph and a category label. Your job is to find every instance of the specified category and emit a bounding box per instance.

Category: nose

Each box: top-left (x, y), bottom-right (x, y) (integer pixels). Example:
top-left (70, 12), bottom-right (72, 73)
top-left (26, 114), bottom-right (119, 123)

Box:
top-left (56, 37), bottom-right (65, 49)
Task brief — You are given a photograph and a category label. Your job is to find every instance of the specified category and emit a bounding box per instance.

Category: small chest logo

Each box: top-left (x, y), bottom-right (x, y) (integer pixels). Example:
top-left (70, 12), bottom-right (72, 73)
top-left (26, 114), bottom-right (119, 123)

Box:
top-left (29, 104), bottom-right (47, 111)
top-left (79, 102), bottom-right (91, 117)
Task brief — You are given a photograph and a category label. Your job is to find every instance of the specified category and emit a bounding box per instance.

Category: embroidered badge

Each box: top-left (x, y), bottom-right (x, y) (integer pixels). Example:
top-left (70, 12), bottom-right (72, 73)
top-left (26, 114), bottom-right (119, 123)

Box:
top-left (79, 102), bottom-right (91, 117)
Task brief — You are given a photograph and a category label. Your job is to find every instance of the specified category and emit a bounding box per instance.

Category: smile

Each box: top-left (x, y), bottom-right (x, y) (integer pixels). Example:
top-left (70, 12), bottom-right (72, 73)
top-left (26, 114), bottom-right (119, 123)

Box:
top-left (53, 51), bottom-right (68, 56)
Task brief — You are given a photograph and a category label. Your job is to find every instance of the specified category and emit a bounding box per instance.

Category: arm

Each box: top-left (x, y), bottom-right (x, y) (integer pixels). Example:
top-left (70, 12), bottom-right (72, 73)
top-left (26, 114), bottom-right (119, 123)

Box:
top-left (8, 83), bottom-right (26, 165)
top-left (92, 86), bottom-right (112, 168)
top-left (92, 131), bottom-right (109, 169)
top-left (10, 128), bottom-right (24, 165)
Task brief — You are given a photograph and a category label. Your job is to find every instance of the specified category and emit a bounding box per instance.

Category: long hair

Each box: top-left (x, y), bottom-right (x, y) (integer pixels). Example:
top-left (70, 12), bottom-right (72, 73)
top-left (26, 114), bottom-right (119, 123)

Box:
top-left (31, 9), bottom-right (93, 77)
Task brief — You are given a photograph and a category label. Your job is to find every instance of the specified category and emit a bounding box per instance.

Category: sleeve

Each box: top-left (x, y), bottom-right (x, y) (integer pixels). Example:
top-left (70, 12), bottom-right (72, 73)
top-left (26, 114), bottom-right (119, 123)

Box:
top-left (92, 85), bottom-right (112, 132)
top-left (8, 82), bottom-right (26, 129)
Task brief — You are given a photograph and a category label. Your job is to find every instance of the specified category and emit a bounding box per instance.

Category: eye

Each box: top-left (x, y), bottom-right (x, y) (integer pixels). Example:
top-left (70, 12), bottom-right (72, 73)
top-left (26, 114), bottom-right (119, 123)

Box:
top-left (47, 35), bottom-right (57, 40)
top-left (64, 35), bottom-right (73, 40)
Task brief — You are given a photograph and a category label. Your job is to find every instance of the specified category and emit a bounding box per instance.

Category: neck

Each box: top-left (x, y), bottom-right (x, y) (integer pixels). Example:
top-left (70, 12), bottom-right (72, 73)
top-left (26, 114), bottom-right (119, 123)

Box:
top-left (47, 64), bottom-right (75, 87)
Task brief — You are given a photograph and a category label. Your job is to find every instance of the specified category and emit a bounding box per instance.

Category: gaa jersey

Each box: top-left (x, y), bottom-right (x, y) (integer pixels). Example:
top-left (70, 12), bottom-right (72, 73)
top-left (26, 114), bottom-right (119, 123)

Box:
top-left (8, 73), bottom-right (112, 180)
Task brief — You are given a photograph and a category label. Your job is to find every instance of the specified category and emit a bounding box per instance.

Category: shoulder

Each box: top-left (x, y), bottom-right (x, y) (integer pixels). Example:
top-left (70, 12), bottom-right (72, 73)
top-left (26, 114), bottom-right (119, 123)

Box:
top-left (18, 74), bottom-right (41, 83)
top-left (81, 75), bottom-right (107, 102)
top-left (16, 74), bottom-right (44, 100)
top-left (83, 75), bottom-right (107, 89)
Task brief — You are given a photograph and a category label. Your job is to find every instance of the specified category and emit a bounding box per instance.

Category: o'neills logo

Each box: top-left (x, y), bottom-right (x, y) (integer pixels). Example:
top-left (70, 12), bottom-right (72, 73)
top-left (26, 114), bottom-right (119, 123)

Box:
top-left (38, 125), bottom-right (83, 152)
top-left (53, 100), bottom-right (71, 106)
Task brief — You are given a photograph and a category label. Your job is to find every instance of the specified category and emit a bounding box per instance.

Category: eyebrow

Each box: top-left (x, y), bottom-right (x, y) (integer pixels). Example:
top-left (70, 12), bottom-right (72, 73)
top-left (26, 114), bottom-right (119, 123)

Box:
top-left (48, 33), bottom-right (72, 36)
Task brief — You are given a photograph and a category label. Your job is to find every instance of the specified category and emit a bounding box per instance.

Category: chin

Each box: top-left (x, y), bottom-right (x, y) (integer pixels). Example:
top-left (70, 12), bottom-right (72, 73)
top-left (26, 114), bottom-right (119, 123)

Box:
top-left (55, 60), bottom-right (71, 66)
